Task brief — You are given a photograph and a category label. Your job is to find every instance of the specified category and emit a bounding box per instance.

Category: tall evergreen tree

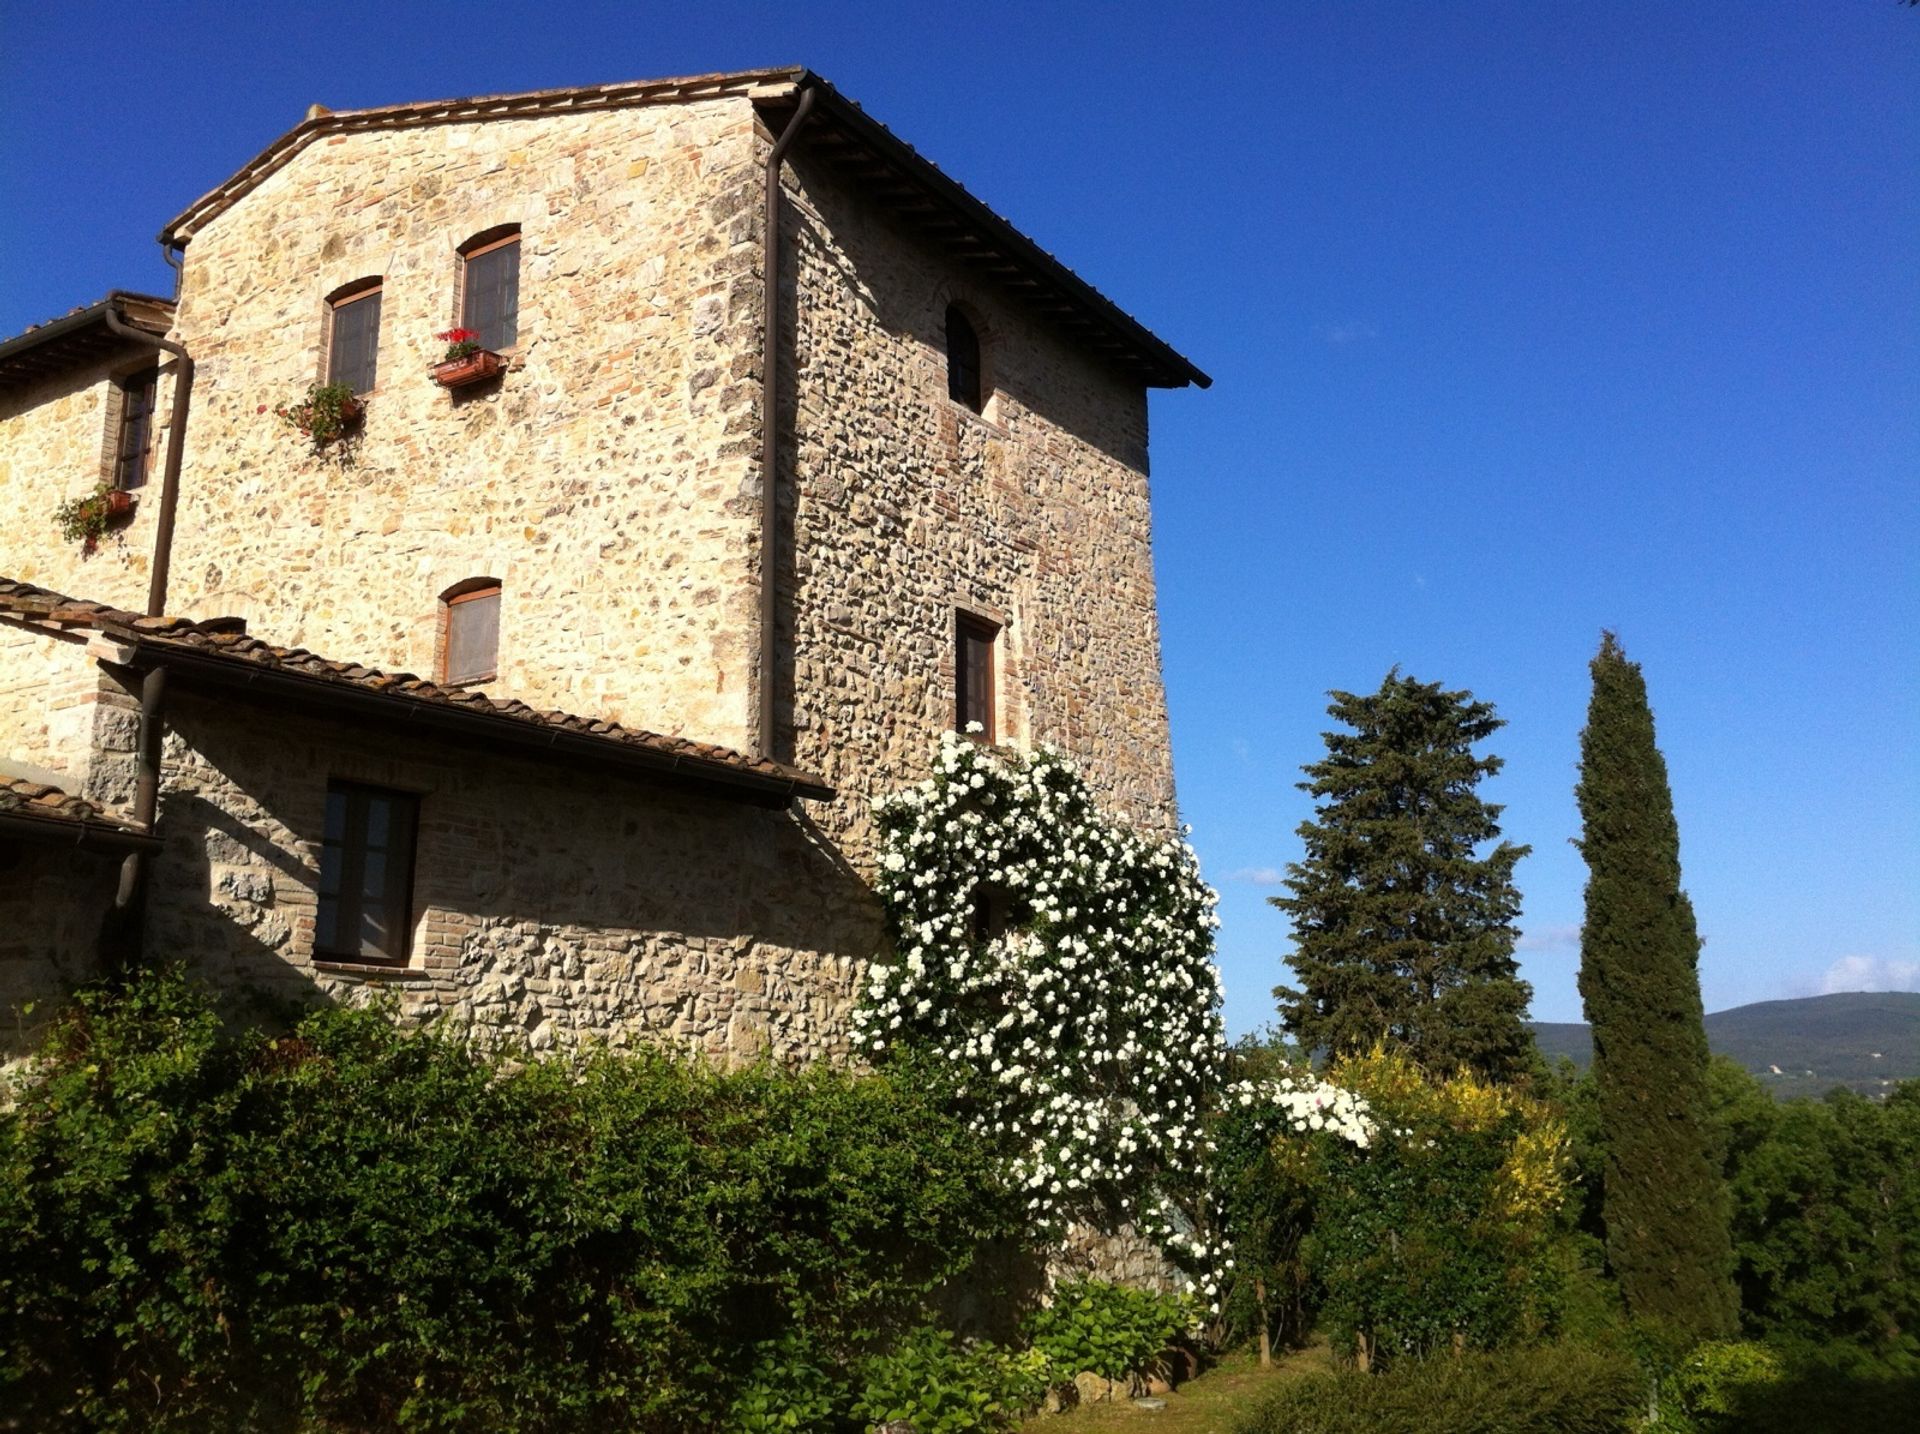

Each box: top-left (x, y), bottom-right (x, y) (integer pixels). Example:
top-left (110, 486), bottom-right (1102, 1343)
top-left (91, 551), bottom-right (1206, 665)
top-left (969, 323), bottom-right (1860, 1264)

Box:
top-left (1272, 672), bottom-right (1534, 1082)
top-left (1575, 633), bottom-right (1738, 1340)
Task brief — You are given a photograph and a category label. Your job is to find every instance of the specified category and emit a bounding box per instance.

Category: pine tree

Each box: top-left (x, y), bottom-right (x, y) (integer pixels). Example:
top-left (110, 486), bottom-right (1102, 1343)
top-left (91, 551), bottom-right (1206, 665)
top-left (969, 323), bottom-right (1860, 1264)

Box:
top-left (1575, 633), bottom-right (1738, 1340)
top-left (1271, 672), bottom-right (1534, 1082)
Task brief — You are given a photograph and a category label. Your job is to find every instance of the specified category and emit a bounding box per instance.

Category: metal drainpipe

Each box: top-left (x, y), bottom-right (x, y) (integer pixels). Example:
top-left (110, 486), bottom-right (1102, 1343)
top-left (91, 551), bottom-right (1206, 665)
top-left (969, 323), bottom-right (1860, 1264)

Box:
top-left (101, 305), bottom-right (194, 618)
top-left (759, 84), bottom-right (817, 763)
top-left (112, 665), bottom-right (168, 914)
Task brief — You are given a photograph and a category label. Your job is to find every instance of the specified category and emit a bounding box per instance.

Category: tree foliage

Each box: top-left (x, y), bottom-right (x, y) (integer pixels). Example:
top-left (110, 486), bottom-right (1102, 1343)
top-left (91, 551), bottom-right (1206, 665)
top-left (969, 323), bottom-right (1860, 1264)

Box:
top-left (1574, 633), bottom-right (1738, 1341)
top-left (1272, 672), bottom-right (1534, 1082)
top-left (0, 970), bottom-right (1024, 1431)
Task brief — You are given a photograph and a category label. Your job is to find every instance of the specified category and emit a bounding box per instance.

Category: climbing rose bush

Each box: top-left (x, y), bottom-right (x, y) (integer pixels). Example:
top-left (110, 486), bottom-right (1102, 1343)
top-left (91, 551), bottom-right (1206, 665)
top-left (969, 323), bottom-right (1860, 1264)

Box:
top-left (854, 734), bottom-right (1227, 1266)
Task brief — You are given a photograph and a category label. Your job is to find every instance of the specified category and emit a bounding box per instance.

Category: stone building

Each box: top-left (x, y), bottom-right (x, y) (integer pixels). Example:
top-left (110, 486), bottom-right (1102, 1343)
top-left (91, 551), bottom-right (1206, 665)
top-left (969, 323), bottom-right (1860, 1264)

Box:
top-left (0, 68), bottom-right (1207, 1063)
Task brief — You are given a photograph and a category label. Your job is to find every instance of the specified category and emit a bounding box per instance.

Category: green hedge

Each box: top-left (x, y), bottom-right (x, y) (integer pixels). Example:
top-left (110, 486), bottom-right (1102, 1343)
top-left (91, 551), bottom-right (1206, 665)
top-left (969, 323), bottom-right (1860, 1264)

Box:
top-left (0, 970), bottom-right (1023, 1431)
top-left (1230, 1345), bottom-right (1640, 1434)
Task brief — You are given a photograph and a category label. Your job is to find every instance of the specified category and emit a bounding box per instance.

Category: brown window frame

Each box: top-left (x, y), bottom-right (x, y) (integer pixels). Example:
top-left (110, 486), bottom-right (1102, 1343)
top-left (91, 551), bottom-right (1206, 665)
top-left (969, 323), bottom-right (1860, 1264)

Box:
top-left (111, 366), bottom-right (159, 491)
top-left (324, 278), bottom-right (383, 395)
top-left (314, 780), bottom-right (419, 965)
top-left (955, 611), bottom-right (999, 742)
top-left (440, 579), bottom-right (502, 686)
top-left (945, 304), bottom-right (985, 413)
top-left (456, 227), bottom-right (522, 354)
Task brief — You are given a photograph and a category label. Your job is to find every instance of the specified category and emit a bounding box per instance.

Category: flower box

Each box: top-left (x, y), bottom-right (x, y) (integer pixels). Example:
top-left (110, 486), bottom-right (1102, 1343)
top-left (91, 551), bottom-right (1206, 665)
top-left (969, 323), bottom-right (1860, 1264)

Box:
top-left (430, 349), bottom-right (505, 389)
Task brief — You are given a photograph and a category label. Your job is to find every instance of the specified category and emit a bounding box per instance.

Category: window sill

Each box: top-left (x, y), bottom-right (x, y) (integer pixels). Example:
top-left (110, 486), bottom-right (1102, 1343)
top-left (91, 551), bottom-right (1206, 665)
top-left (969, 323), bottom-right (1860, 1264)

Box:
top-left (312, 958), bottom-right (431, 981)
top-left (947, 400), bottom-right (1008, 439)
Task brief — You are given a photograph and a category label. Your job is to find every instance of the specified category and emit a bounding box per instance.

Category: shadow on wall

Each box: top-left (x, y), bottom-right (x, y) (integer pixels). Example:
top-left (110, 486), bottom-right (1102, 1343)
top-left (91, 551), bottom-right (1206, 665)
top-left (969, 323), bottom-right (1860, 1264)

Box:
top-left (0, 842), bottom-right (123, 1063)
top-left (138, 692), bottom-right (881, 1060)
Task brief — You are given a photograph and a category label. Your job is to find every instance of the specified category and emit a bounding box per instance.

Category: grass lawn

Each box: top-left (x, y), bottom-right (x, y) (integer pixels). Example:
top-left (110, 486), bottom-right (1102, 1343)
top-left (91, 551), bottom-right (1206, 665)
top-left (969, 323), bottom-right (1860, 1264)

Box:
top-left (1018, 1344), bottom-right (1335, 1434)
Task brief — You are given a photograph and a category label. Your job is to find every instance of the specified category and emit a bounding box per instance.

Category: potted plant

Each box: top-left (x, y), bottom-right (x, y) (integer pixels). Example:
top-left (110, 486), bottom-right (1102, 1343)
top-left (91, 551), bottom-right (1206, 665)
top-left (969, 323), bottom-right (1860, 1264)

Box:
top-left (429, 328), bottom-right (505, 389)
top-left (53, 483), bottom-right (135, 553)
top-left (269, 382), bottom-right (364, 448)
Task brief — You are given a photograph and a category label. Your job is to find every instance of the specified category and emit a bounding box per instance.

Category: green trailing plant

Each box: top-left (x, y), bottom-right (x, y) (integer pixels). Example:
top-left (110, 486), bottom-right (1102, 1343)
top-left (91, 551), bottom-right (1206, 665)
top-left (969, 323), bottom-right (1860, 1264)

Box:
top-left (269, 380), bottom-right (361, 447)
top-left (51, 482), bottom-right (127, 550)
top-left (1271, 671), bottom-right (1536, 1084)
top-left (1575, 632), bottom-right (1739, 1342)
top-left (0, 969), bottom-right (1023, 1431)
top-left (1021, 1278), bottom-right (1197, 1385)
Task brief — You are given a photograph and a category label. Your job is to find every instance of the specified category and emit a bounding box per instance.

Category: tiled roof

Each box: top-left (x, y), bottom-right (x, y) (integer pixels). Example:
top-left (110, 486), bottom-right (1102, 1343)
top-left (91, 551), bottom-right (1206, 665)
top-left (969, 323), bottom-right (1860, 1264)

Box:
top-left (1, 775), bottom-right (124, 827)
top-left (0, 774), bottom-right (154, 849)
top-left (0, 292), bottom-right (175, 393)
top-left (0, 578), bottom-right (832, 804)
top-left (155, 68), bottom-right (1207, 389)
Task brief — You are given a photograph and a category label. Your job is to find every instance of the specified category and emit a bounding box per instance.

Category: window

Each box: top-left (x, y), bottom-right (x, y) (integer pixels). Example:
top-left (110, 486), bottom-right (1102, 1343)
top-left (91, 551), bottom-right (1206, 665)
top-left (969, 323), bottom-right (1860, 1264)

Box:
top-left (459, 228), bottom-right (521, 352)
top-left (325, 279), bottom-right (382, 394)
top-left (111, 367), bottom-right (158, 490)
top-left (315, 781), bottom-right (419, 964)
top-left (441, 580), bottom-right (501, 685)
top-left (956, 612), bottom-right (998, 741)
top-left (945, 304), bottom-right (983, 412)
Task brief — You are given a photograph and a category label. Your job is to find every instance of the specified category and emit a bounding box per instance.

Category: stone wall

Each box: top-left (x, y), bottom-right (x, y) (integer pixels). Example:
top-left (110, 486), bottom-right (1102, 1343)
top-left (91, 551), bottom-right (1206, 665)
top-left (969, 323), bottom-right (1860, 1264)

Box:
top-left (776, 141), bottom-right (1179, 866)
top-left (0, 355), bottom-right (176, 612)
top-left (0, 842), bottom-right (118, 1065)
top-left (0, 622), bottom-right (119, 799)
top-left (143, 688), bottom-right (874, 1061)
top-left (163, 100), bottom-right (766, 752)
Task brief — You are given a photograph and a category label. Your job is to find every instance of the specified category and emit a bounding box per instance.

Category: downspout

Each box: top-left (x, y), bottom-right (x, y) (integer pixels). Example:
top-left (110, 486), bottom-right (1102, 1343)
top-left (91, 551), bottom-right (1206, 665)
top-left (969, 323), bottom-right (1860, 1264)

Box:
top-left (101, 301), bottom-right (194, 618)
top-left (758, 83), bottom-right (817, 762)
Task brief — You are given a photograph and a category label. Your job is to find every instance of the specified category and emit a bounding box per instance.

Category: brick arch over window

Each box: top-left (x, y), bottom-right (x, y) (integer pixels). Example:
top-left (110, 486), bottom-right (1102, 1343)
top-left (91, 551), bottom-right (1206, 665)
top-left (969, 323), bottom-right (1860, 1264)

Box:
top-left (438, 577), bottom-right (502, 686)
top-left (323, 276), bottom-right (383, 394)
top-left (455, 224), bottom-right (521, 353)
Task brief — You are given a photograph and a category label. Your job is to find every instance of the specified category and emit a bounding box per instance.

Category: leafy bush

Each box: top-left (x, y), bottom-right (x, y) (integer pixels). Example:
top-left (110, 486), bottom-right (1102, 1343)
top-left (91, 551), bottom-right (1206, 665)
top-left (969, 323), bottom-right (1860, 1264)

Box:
top-left (1309, 1048), bottom-right (1570, 1365)
top-left (1022, 1278), bottom-right (1194, 1383)
top-left (0, 970), bottom-right (1023, 1431)
top-left (724, 1333), bottom-right (850, 1433)
top-left (1230, 1344), bottom-right (1640, 1434)
top-left (851, 1326), bottom-right (1047, 1434)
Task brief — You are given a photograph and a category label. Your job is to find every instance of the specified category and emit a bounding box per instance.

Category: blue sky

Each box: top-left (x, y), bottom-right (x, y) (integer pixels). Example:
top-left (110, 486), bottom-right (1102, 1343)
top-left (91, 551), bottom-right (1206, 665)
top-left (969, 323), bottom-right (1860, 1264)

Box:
top-left (4, 3), bottom-right (1915, 1031)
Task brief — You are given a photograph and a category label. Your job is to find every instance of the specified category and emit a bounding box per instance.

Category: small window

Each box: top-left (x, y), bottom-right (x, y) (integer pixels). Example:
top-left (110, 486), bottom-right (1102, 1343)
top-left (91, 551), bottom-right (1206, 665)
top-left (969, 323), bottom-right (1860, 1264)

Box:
top-left (315, 781), bottom-right (419, 964)
top-left (946, 305), bottom-right (983, 413)
top-left (956, 612), bottom-right (998, 741)
top-left (112, 367), bottom-right (159, 490)
top-left (459, 229), bottom-right (521, 353)
top-left (326, 279), bottom-right (382, 394)
top-left (442, 580), bottom-right (501, 685)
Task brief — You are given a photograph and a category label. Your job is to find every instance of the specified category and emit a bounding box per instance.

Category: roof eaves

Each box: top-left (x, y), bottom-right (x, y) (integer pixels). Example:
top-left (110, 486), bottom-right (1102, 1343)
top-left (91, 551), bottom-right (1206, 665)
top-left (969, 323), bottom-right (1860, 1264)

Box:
top-left (791, 79), bottom-right (1211, 390)
top-left (0, 291), bottom-right (175, 388)
top-left (158, 66), bottom-right (810, 247)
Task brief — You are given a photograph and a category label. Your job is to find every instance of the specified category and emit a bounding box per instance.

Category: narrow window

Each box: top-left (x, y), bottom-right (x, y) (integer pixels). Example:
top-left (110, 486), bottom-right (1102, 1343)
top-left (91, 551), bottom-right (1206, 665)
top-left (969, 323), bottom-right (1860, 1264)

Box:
top-left (442, 580), bottom-right (502, 685)
top-left (326, 279), bottom-right (382, 394)
top-left (946, 305), bottom-right (983, 412)
top-left (112, 367), bottom-right (158, 490)
top-left (459, 229), bottom-right (521, 352)
top-left (955, 612), bottom-right (998, 741)
top-left (315, 781), bottom-right (419, 964)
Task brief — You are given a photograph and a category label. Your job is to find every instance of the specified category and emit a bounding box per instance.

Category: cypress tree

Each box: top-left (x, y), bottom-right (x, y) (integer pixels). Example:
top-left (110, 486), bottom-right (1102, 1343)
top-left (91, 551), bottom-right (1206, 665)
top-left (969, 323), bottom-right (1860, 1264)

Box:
top-left (1575, 633), bottom-right (1739, 1340)
top-left (1272, 672), bottom-right (1534, 1082)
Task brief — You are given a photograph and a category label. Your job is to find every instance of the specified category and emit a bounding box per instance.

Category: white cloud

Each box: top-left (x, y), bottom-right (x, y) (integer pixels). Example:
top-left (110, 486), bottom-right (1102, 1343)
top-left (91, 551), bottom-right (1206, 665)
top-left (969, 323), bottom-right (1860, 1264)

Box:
top-left (1819, 954), bottom-right (1920, 995)
top-left (1228, 866), bottom-right (1288, 887)
top-left (1517, 923), bottom-right (1581, 953)
top-left (1316, 321), bottom-right (1379, 345)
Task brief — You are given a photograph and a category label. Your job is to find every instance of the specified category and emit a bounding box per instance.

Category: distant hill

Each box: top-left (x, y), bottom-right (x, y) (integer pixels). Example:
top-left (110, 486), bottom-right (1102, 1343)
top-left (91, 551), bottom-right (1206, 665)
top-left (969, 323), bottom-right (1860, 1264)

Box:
top-left (1532, 991), bottom-right (1920, 1100)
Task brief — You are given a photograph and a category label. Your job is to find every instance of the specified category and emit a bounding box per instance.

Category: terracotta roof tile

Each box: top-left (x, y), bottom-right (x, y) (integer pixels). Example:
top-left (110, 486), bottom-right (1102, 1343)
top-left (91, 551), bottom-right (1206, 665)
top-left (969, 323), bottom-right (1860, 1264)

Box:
top-left (0, 774), bottom-right (141, 832)
top-left (0, 577), bottom-right (831, 801)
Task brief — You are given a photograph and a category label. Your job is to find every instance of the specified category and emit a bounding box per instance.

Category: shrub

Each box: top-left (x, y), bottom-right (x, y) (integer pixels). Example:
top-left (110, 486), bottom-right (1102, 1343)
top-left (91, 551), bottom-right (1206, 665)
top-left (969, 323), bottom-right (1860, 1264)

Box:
top-left (851, 1326), bottom-right (1047, 1434)
top-left (1309, 1048), bottom-right (1570, 1365)
top-left (1230, 1344), bottom-right (1640, 1434)
top-left (1022, 1278), bottom-right (1195, 1384)
top-left (0, 970), bottom-right (1023, 1430)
